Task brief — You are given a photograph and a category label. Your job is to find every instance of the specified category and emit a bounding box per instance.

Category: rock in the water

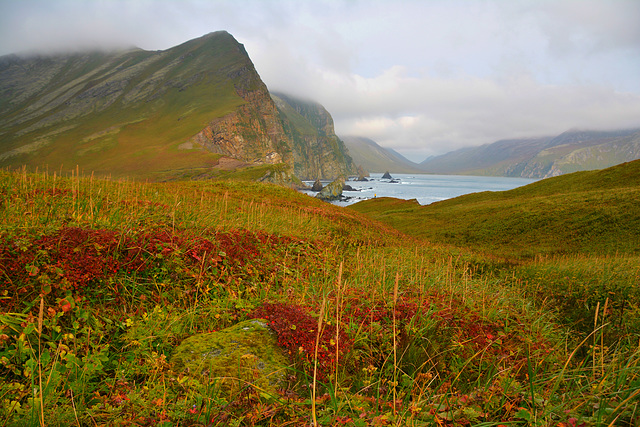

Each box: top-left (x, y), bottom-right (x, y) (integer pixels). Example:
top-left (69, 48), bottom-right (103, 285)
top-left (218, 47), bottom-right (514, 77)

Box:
top-left (170, 319), bottom-right (289, 393)
top-left (311, 179), bottom-right (323, 192)
top-left (316, 176), bottom-right (345, 201)
top-left (343, 184), bottom-right (356, 191)
top-left (381, 171), bottom-right (393, 179)
top-left (356, 165), bottom-right (369, 181)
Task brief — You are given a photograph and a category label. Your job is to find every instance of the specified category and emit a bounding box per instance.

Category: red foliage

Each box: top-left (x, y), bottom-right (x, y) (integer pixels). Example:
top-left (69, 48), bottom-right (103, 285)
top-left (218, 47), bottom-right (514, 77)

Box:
top-left (34, 227), bottom-right (122, 290)
top-left (339, 290), bottom-right (548, 369)
top-left (342, 296), bottom-right (420, 327)
top-left (248, 302), bottom-right (351, 380)
top-left (0, 226), bottom-right (298, 308)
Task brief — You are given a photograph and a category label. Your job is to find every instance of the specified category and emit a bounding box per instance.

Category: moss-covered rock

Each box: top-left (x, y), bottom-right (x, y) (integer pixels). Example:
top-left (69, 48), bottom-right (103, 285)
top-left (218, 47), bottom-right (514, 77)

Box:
top-left (170, 319), bottom-right (289, 394)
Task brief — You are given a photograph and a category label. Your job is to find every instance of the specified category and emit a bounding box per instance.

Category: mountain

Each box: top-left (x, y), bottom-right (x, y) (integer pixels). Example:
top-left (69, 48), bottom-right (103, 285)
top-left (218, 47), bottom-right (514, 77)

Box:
top-left (340, 135), bottom-right (423, 173)
top-left (420, 129), bottom-right (640, 178)
top-left (0, 31), bottom-right (353, 181)
top-left (272, 93), bottom-right (356, 180)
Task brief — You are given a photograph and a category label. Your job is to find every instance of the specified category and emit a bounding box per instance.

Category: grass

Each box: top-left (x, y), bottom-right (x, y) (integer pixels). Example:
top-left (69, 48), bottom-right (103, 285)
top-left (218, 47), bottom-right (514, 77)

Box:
top-left (1, 164), bottom-right (639, 426)
top-left (348, 160), bottom-right (640, 259)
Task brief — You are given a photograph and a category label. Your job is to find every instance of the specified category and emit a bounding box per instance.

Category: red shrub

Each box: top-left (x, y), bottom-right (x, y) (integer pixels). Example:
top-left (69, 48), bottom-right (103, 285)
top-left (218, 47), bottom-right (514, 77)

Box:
top-left (0, 227), bottom-right (300, 306)
top-left (33, 227), bottom-right (123, 290)
top-left (249, 302), bottom-right (351, 380)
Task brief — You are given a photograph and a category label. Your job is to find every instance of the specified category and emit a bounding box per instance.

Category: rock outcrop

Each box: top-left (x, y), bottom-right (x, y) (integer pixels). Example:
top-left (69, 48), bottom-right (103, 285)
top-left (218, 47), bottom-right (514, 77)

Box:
top-left (311, 179), bottom-right (323, 192)
top-left (316, 176), bottom-right (345, 201)
top-left (188, 56), bottom-right (293, 166)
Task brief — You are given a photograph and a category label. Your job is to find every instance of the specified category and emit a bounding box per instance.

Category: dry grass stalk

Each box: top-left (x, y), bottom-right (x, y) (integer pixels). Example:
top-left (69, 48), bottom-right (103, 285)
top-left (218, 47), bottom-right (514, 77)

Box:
top-left (335, 261), bottom-right (343, 397)
top-left (311, 295), bottom-right (327, 427)
top-left (392, 272), bottom-right (399, 418)
top-left (38, 294), bottom-right (45, 426)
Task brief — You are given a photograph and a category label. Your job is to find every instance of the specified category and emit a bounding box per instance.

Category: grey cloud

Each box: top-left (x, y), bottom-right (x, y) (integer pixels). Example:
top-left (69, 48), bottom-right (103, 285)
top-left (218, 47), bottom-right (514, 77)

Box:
top-left (1, 0), bottom-right (639, 162)
top-left (535, 0), bottom-right (640, 54)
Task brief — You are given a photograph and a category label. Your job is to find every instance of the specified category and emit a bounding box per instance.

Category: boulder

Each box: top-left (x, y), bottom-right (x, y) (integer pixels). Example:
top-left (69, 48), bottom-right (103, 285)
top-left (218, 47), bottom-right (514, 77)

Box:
top-left (343, 184), bottom-right (356, 191)
top-left (311, 179), bottom-right (324, 192)
top-left (356, 165), bottom-right (369, 181)
top-left (382, 171), bottom-right (393, 179)
top-left (170, 319), bottom-right (289, 394)
top-left (316, 177), bottom-right (345, 201)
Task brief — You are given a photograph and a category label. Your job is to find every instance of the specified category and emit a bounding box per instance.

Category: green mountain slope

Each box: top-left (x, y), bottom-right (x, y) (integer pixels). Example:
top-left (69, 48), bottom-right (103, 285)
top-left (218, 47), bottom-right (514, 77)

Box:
top-left (340, 135), bottom-right (423, 173)
top-left (349, 159), bottom-right (640, 258)
top-left (0, 32), bottom-right (354, 181)
top-left (420, 129), bottom-right (640, 178)
top-left (0, 32), bottom-right (252, 178)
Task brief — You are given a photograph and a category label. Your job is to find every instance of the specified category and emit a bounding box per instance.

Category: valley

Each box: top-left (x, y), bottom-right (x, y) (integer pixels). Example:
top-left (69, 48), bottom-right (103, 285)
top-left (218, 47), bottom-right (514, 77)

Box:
top-left (1, 30), bottom-right (639, 427)
top-left (1, 161), bottom-right (638, 425)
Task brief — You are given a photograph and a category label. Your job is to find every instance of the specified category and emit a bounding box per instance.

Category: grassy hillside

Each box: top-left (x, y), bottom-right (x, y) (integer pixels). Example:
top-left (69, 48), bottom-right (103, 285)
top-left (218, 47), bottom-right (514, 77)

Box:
top-left (349, 160), bottom-right (640, 259)
top-left (0, 32), bottom-right (251, 178)
top-left (1, 168), bottom-right (639, 426)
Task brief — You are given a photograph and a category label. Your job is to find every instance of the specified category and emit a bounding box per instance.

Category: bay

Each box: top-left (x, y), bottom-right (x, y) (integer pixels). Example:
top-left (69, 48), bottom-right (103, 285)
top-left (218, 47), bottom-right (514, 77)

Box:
top-left (303, 173), bottom-right (537, 206)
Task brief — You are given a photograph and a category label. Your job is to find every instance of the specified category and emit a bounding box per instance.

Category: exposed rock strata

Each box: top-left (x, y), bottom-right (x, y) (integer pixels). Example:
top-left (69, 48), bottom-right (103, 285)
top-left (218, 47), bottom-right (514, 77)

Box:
top-left (272, 93), bottom-right (356, 180)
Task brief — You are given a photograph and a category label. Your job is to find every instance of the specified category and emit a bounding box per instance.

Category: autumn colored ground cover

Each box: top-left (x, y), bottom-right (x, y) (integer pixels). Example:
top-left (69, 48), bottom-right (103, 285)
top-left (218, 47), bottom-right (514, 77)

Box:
top-left (1, 168), bottom-right (639, 426)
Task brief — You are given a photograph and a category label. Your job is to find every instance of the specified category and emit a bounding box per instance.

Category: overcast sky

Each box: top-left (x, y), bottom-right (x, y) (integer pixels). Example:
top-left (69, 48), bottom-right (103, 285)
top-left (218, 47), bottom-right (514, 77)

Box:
top-left (1, 0), bottom-right (639, 161)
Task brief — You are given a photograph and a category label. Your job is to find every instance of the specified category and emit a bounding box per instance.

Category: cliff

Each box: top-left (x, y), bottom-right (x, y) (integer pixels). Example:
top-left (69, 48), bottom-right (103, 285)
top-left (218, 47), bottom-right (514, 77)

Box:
top-left (271, 92), bottom-right (356, 180)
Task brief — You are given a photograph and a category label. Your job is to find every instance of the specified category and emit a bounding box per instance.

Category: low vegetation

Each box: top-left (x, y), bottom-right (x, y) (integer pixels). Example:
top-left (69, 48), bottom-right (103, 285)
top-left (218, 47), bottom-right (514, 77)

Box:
top-left (1, 163), bottom-right (639, 426)
top-left (349, 161), bottom-right (640, 258)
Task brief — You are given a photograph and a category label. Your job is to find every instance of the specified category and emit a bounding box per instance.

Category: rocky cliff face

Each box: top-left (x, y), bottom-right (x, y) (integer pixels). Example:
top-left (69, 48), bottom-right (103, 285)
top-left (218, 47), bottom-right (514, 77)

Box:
top-left (0, 32), bottom-right (354, 182)
top-left (271, 92), bottom-right (356, 180)
top-left (189, 65), bottom-right (292, 166)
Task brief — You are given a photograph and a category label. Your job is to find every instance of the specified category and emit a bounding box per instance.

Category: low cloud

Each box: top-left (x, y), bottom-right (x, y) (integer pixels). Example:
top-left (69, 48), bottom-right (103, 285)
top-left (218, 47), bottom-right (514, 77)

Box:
top-left (261, 63), bottom-right (640, 161)
top-left (2, 0), bottom-right (639, 162)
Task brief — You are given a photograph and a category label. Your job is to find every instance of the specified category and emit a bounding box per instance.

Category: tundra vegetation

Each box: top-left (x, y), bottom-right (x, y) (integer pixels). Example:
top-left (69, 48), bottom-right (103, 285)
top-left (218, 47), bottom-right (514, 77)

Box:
top-left (1, 162), bottom-right (639, 426)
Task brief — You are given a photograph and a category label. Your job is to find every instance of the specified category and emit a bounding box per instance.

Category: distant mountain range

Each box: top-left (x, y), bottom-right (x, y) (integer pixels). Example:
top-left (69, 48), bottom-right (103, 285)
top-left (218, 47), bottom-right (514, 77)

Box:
top-left (340, 136), bottom-right (423, 173)
top-left (420, 128), bottom-right (640, 178)
top-left (0, 31), bottom-right (355, 181)
top-left (343, 129), bottom-right (640, 178)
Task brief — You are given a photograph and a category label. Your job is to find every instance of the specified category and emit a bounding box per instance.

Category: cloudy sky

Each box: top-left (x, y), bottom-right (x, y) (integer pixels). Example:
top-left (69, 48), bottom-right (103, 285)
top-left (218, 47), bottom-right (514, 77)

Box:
top-left (1, 0), bottom-right (639, 161)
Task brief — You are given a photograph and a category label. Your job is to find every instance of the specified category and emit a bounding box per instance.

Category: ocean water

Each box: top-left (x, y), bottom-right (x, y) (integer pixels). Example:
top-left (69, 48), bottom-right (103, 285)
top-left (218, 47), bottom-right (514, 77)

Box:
top-left (303, 173), bottom-right (537, 206)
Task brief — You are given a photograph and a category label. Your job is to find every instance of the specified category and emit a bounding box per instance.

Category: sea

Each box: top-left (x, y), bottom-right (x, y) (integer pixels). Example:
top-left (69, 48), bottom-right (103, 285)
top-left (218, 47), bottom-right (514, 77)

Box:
top-left (302, 173), bottom-right (537, 206)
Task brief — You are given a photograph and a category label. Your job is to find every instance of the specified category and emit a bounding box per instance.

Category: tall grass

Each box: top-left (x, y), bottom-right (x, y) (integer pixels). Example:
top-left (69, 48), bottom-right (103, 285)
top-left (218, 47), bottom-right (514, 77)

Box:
top-left (1, 168), bottom-right (639, 426)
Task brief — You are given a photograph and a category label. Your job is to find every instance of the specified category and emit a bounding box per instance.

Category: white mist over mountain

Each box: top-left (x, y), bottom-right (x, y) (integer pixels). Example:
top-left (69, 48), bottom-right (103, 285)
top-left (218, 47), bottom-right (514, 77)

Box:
top-left (2, 0), bottom-right (639, 161)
